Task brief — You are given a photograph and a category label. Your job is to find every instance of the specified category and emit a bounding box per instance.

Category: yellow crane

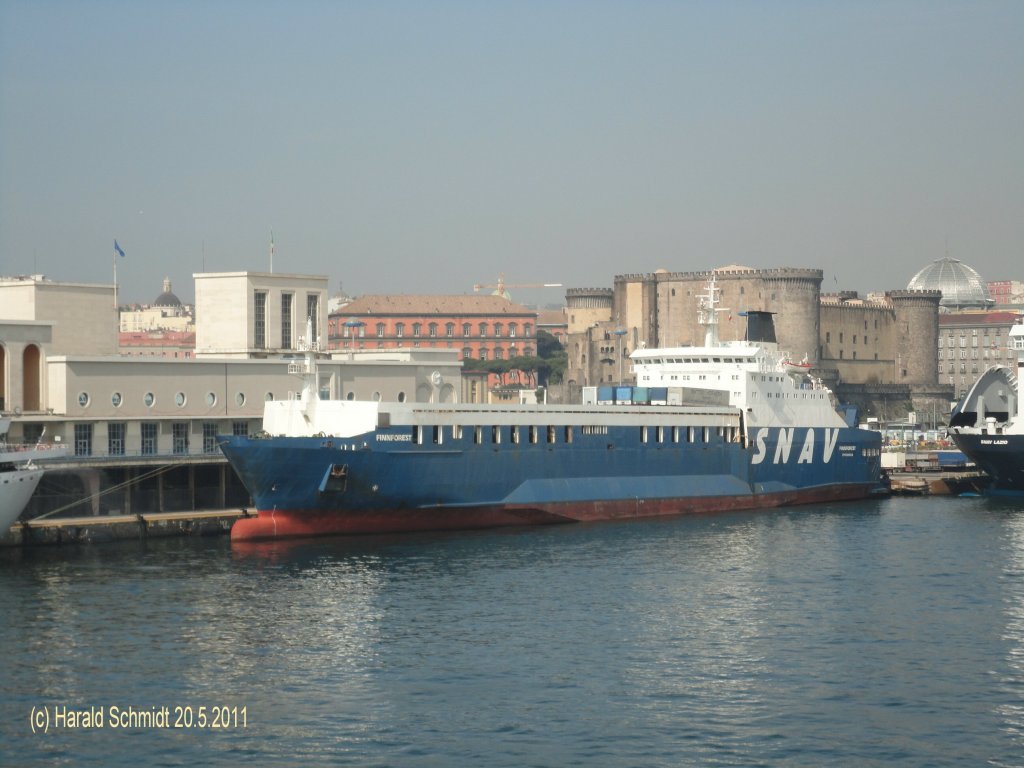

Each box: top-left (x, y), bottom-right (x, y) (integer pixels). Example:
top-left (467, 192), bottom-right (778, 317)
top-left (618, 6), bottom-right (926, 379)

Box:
top-left (473, 273), bottom-right (563, 301)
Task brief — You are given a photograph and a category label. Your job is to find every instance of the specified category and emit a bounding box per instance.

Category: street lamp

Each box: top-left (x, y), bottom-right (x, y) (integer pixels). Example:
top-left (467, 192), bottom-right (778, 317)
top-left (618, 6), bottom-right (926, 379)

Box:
top-left (613, 328), bottom-right (628, 385)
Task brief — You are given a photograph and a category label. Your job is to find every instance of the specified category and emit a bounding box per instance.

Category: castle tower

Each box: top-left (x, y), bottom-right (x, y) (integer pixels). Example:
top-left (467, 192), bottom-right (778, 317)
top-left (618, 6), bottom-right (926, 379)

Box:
top-left (889, 290), bottom-right (942, 385)
top-left (565, 288), bottom-right (614, 333)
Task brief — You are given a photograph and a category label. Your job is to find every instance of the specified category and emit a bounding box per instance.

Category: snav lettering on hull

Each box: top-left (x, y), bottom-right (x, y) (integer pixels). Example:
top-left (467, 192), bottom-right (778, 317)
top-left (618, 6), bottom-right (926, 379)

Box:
top-left (751, 428), bottom-right (842, 465)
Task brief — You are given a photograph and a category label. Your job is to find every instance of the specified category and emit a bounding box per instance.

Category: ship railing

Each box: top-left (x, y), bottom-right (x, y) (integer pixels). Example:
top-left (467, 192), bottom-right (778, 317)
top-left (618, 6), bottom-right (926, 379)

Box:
top-left (287, 362), bottom-right (315, 375)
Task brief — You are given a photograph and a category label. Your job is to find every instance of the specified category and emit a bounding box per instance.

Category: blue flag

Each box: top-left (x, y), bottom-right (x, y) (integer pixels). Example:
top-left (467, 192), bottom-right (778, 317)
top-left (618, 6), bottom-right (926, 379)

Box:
top-left (114, 240), bottom-right (125, 258)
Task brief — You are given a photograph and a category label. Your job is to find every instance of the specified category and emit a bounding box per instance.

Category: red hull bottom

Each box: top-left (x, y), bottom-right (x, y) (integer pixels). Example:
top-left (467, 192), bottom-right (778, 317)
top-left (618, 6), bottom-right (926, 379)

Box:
top-left (230, 484), bottom-right (876, 541)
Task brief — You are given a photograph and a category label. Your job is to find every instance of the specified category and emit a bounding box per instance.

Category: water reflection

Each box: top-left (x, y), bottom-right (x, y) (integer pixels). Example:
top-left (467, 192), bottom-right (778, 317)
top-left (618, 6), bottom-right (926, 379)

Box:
top-left (997, 509), bottom-right (1024, 758)
top-left (5, 500), bottom-right (1024, 766)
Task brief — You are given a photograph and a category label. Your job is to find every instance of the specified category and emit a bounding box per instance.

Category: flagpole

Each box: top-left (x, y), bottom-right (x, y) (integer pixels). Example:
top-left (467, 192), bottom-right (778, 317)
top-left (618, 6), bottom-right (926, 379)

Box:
top-left (113, 245), bottom-right (118, 313)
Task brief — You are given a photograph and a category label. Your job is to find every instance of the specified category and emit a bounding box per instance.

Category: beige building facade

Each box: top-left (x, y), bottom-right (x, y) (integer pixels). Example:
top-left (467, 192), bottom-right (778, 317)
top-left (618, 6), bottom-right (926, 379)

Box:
top-left (194, 271), bottom-right (329, 358)
top-left (2, 272), bottom-right (463, 456)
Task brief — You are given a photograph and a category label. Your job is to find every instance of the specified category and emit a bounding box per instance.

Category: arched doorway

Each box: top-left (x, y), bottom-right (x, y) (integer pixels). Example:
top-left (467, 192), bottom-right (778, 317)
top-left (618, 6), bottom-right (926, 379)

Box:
top-left (23, 344), bottom-right (41, 412)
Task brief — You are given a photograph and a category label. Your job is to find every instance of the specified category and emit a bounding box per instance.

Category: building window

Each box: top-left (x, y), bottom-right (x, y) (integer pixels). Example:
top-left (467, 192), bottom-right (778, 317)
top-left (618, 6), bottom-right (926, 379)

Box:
top-left (479, 322), bottom-right (488, 337)
top-left (74, 423), bottom-right (93, 457)
top-left (462, 347), bottom-right (472, 359)
top-left (144, 392), bottom-right (155, 408)
top-left (524, 324), bottom-right (532, 337)
top-left (413, 323), bottom-right (422, 337)
top-left (203, 423), bottom-right (218, 454)
top-left (172, 422), bottom-right (189, 455)
top-left (494, 322), bottom-right (503, 337)
top-left (111, 392), bottom-right (123, 407)
top-left (281, 293), bottom-right (293, 349)
top-left (509, 323), bottom-right (518, 337)
top-left (494, 348), bottom-right (503, 360)
top-left (429, 322), bottom-right (438, 337)
top-left (396, 323), bottom-right (405, 338)
top-left (462, 323), bottom-right (471, 337)
top-left (108, 423), bottom-right (126, 456)
top-left (254, 291), bottom-right (267, 349)
top-left (376, 322), bottom-right (385, 337)
top-left (479, 348), bottom-right (488, 361)
top-left (141, 422), bottom-right (158, 455)
top-left (78, 392), bottom-right (90, 408)
top-left (175, 392), bottom-right (187, 407)
top-left (446, 322), bottom-right (455, 337)
top-left (306, 295), bottom-right (319, 342)
top-left (232, 421), bottom-right (249, 436)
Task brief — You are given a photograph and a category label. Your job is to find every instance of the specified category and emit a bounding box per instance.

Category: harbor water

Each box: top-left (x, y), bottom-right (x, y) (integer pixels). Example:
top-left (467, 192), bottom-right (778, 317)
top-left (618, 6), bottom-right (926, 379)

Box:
top-left (3, 496), bottom-right (1024, 767)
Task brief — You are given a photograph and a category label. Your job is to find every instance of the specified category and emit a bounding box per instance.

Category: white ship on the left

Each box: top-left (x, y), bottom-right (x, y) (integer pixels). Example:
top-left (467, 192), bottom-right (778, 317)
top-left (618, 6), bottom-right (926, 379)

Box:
top-left (0, 417), bottom-right (66, 532)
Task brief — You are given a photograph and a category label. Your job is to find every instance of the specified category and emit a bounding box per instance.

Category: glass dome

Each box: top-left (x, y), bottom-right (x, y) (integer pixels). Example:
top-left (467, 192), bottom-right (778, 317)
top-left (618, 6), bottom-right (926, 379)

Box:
top-left (907, 257), bottom-right (992, 310)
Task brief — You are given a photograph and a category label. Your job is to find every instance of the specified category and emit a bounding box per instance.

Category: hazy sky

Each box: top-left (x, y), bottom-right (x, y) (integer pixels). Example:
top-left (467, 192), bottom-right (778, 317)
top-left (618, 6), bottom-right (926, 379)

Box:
top-left (1, 1), bottom-right (1021, 306)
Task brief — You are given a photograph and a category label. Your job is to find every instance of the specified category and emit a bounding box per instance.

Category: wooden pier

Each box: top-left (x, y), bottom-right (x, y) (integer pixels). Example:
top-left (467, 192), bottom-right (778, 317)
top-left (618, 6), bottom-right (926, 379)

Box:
top-left (1, 508), bottom-right (249, 548)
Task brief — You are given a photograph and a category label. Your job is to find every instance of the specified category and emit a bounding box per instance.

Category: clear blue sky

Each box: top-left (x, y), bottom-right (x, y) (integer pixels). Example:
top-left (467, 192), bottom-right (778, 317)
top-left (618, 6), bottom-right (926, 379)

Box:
top-left (1, 0), bottom-right (1021, 305)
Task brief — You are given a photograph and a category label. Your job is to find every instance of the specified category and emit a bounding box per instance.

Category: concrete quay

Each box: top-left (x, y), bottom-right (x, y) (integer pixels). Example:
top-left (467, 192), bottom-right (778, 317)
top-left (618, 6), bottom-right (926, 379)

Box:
top-left (1, 508), bottom-right (249, 548)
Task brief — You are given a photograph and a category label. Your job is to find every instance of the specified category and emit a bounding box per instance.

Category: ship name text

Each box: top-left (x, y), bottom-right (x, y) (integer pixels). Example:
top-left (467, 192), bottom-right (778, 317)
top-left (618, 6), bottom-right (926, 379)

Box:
top-left (751, 428), bottom-right (844, 465)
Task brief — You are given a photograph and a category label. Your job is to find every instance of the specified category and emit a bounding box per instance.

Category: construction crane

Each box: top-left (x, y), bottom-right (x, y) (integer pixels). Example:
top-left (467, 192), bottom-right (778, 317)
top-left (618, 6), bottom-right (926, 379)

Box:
top-left (473, 273), bottom-right (563, 301)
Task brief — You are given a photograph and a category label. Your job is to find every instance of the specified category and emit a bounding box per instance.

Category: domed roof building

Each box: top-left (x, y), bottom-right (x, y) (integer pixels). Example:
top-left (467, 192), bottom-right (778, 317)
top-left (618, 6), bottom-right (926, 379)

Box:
top-left (153, 277), bottom-right (183, 308)
top-left (907, 257), bottom-right (993, 310)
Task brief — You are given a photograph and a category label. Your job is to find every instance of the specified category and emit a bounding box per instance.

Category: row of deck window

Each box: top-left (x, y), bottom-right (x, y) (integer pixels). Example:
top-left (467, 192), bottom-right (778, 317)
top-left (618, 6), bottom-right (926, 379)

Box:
top-left (410, 424), bottom-right (738, 447)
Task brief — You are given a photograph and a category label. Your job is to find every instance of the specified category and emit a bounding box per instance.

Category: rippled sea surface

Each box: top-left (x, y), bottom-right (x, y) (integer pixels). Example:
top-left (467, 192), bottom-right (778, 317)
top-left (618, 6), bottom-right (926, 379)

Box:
top-left (3, 496), bottom-right (1024, 767)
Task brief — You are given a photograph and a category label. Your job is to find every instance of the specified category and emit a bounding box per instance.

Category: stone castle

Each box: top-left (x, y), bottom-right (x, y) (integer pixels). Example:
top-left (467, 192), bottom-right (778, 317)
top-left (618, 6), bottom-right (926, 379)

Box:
top-left (563, 266), bottom-right (952, 426)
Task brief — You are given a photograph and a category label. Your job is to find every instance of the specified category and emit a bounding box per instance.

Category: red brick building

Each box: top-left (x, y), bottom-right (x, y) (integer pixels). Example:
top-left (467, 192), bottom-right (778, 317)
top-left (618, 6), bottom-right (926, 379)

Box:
top-left (328, 295), bottom-right (539, 361)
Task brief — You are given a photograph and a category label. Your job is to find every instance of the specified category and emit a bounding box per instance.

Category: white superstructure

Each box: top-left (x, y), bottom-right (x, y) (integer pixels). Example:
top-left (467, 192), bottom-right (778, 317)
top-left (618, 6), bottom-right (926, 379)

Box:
top-left (631, 274), bottom-right (844, 429)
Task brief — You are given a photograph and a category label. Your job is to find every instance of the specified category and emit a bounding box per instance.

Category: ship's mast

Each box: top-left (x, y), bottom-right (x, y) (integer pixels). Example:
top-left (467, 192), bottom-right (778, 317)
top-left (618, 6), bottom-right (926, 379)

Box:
top-left (288, 316), bottom-right (321, 405)
top-left (698, 273), bottom-right (726, 347)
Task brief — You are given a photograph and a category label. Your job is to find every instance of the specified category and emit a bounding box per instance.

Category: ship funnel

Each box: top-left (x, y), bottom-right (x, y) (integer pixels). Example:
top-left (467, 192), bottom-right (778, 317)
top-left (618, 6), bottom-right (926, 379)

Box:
top-left (741, 311), bottom-right (777, 344)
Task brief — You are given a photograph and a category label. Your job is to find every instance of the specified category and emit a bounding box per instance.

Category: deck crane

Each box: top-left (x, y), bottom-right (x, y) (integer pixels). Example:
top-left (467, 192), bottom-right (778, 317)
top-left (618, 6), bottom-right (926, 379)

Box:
top-left (472, 273), bottom-right (563, 301)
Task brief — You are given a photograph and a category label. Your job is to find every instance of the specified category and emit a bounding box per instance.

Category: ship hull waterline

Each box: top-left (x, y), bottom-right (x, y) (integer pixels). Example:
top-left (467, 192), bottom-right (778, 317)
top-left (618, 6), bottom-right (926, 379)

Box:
top-left (230, 482), bottom-right (877, 541)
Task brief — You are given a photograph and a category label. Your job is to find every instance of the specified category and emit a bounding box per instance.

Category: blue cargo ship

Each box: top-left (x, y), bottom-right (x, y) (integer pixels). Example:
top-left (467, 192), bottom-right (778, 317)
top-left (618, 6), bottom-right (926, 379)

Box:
top-left (220, 276), bottom-right (883, 540)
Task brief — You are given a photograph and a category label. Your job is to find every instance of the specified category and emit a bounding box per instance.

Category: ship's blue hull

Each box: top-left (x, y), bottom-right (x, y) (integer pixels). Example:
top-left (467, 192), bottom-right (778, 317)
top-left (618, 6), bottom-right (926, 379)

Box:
top-left (220, 423), bottom-right (882, 540)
